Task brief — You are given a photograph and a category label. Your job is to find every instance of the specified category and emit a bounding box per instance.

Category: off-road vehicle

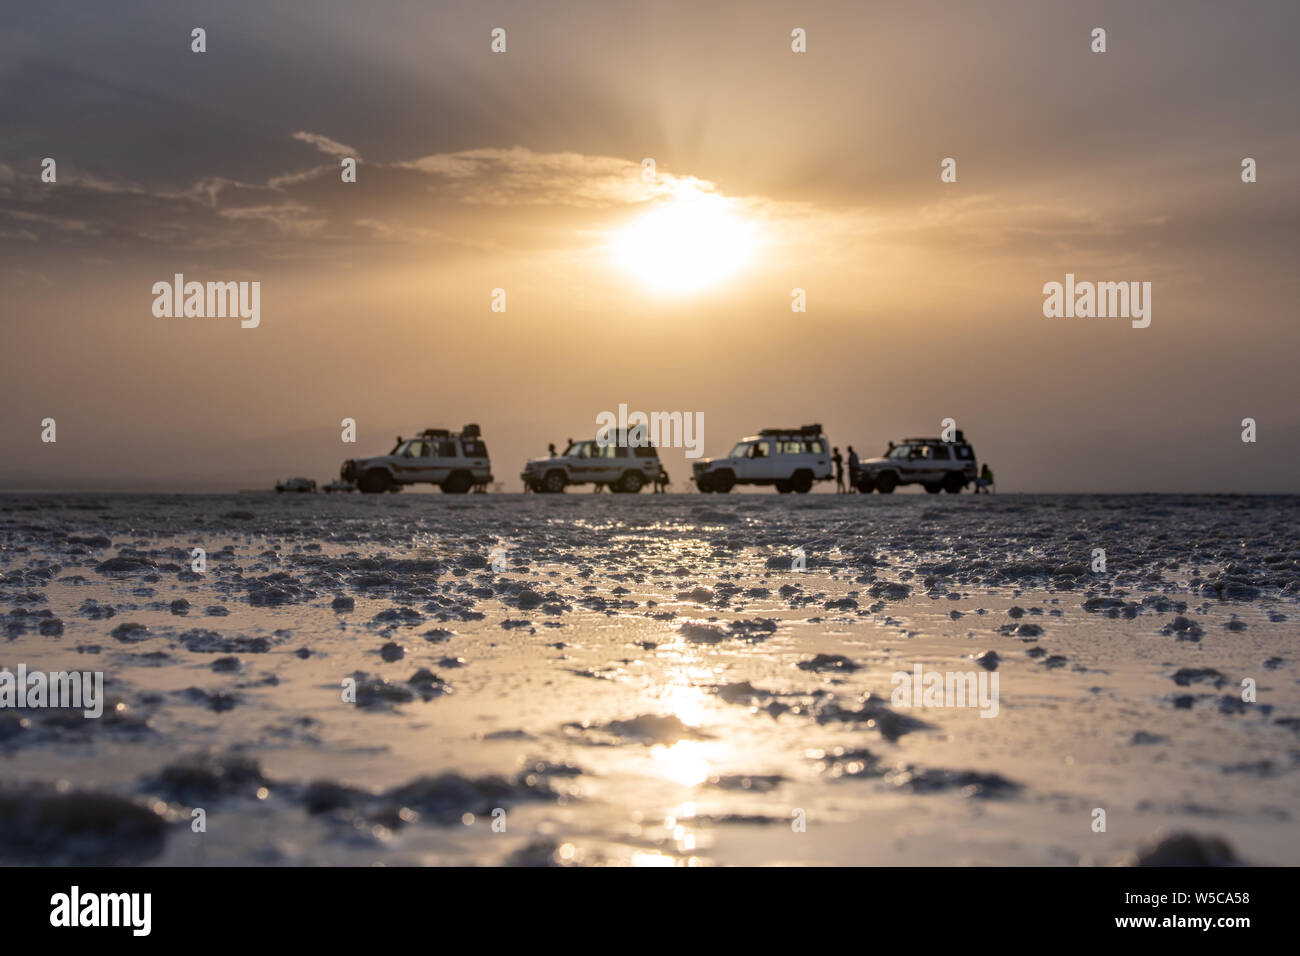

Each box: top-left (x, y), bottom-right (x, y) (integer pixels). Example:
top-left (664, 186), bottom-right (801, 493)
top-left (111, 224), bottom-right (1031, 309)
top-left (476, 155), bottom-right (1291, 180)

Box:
top-left (521, 433), bottom-right (660, 493)
top-left (692, 424), bottom-right (832, 493)
top-left (855, 432), bottom-right (977, 494)
top-left (275, 477), bottom-right (316, 493)
top-left (340, 424), bottom-right (492, 494)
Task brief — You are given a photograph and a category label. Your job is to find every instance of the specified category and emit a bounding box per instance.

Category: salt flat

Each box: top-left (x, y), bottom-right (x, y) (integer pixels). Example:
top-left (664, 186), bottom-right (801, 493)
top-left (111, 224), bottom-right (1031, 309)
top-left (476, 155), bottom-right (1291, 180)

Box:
top-left (1, 493), bottom-right (1296, 866)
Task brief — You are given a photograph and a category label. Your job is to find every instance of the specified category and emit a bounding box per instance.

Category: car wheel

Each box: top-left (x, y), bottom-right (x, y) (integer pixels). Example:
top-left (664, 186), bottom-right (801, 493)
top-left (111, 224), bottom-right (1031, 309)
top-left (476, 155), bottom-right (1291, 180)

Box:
top-left (876, 472), bottom-right (898, 494)
top-left (618, 471), bottom-right (644, 493)
top-left (943, 472), bottom-right (964, 494)
top-left (712, 471), bottom-right (735, 493)
top-left (775, 480), bottom-right (793, 493)
top-left (542, 470), bottom-right (567, 493)
top-left (696, 475), bottom-right (714, 493)
top-left (441, 471), bottom-right (472, 494)
top-left (791, 471), bottom-right (813, 494)
top-left (358, 470), bottom-right (390, 494)
top-left (924, 482), bottom-right (942, 494)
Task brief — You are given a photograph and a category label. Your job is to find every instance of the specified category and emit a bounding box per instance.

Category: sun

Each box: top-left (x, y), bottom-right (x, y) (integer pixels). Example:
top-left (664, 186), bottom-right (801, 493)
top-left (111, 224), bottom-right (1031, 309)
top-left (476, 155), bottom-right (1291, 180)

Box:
top-left (611, 191), bottom-right (757, 294)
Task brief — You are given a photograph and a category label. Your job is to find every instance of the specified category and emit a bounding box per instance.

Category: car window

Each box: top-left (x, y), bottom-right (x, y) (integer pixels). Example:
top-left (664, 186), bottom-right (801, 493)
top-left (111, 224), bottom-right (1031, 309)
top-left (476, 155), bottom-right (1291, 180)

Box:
top-left (729, 442), bottom-right (752, 458)
top-left (932, 445), bottom-right (951, 460)
top-left (436, 440), bottom-right (456, 457)
top-left (808, 439), bottom-right (825, 454)
top-left (955, 445), bottom-right (973, 460)
top-left (633, 446), bottom-right (656, 458)
top-left (751, 442), bottom-right (769, 458)
top-left (461, 439), bottom-right (486, 457)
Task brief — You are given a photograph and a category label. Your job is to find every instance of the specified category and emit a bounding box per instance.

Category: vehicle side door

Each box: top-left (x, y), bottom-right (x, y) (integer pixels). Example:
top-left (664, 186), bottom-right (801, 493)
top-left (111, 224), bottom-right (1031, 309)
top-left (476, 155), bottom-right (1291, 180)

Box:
top-left (569, 441), bottom-right (598, 482)
top-left (930, 443), bottom-right (952, 482)
top-left (426, 439), bottom-right (458, 483)
top-left (460, 437), bottom-right (490, 477)
top-left (901, 444), bottom-right (931, 482)
top-left (633, 444), bottom-right (659, 479)
top-left (806, 439), bottom-right (831, 479)
top-left (392, 439), bottom-right (428, 482)
top-left (603, 444), bottom-right (631, 483)
top-left (749, 439), bottom-right (779, 480)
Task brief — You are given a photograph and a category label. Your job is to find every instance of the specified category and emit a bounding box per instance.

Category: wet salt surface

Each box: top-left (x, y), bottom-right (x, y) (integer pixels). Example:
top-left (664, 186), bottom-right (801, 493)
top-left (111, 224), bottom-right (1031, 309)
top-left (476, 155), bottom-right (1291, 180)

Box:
top-left (1, 492), bottom-right (1297, 866)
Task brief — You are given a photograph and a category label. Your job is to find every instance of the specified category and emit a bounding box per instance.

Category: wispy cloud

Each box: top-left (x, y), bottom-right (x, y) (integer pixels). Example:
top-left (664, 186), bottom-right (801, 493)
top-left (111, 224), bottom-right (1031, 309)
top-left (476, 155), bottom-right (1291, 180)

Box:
top-left (291, 131), bottom-right (359, 159)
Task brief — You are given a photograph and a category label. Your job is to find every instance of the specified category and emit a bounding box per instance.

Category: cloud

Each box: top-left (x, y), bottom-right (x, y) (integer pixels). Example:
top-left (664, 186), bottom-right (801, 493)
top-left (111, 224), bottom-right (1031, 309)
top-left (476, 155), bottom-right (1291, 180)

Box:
top-left (291, 131), bottom-right (359, 159)
top-left (0, 137), bottom-right (1281, 291)
top-left (0, 143), bottom-right (746, 264)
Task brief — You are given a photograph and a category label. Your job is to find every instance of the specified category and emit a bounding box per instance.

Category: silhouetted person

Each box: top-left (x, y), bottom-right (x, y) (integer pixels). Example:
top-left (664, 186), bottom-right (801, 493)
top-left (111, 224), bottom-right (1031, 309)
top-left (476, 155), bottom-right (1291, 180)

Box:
top-left (654, 466), bottom-right (669, 493)
top-left (548, 443), bottom-right (557, 457)
top-left (847, 446), bottom-right (860, 492)
top-left (832, 447), bottom-right (845, 493)
top-left (977, 463), bottom-right (995, 494)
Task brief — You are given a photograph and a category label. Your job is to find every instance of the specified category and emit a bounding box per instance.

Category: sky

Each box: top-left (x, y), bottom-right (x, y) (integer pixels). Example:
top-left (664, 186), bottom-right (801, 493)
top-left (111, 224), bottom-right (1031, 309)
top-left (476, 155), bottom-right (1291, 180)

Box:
top-left (1, 0), bottom-right (1297, 493)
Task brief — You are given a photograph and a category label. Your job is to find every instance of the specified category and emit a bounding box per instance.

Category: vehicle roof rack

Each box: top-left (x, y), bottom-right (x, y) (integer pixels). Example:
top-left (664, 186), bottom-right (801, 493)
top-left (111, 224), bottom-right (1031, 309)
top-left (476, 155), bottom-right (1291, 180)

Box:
top-left (759, 423), bottom-right (823, 437)
top-left (594, 429), bottom-right (659, 448)
top-left (902, 431), bottom-right (968, 444)
top-left (417, 424), bottom-right (483, 440)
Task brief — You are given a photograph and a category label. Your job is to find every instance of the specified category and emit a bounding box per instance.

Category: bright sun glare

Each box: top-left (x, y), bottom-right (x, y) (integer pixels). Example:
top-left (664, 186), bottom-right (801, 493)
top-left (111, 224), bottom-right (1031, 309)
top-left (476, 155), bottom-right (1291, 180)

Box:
top-left (611, 192), bottom-right (757, 294)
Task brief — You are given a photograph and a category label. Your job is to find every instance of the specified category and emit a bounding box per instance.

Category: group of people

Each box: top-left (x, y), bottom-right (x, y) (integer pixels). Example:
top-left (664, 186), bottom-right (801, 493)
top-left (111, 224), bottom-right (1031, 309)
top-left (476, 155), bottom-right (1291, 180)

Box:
top-left (831, 446), bottom-right (860, 493)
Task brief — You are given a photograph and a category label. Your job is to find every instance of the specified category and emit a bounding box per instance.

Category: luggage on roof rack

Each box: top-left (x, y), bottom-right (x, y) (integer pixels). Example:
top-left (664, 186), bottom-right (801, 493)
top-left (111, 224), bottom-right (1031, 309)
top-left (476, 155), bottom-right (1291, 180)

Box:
top-left (461, 423), bottom-right (481, 438)
top-left (420, 428), bottom-right (452, 439)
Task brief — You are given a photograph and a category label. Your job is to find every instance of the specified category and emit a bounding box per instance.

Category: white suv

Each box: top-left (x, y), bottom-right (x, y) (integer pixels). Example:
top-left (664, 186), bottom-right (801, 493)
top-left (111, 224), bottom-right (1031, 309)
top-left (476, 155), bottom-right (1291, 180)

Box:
top-left (693, 425), bottom-right (832, 493)
top-left (340, 424), bottom-right (493, 494)
top-left (855, 433), bottom-right (977, 494)
top-left (522, 435), bottom-right (660, 493)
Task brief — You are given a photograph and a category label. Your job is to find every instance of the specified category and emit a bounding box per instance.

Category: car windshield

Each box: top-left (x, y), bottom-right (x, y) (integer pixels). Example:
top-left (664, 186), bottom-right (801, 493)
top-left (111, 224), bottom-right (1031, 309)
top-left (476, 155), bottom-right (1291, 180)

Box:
top-left (729, 442), bottom-right (753, 458)
top-left (886, 445), bottom-right (914, 459)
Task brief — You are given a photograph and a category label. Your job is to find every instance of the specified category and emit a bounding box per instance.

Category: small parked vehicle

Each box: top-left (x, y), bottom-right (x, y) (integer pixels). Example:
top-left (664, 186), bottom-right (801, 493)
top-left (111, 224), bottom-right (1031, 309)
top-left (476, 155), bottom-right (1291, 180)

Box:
top-left (521, 433), bottom-right (660, 493)
top-left (855, 432), bottom-right (978, 494)
top-left (275, 477), bottom-right (317, 493)
top-left (692, 425), bottom-right (832, 493)
top-left (340, 424), bottom-right (493, 494)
